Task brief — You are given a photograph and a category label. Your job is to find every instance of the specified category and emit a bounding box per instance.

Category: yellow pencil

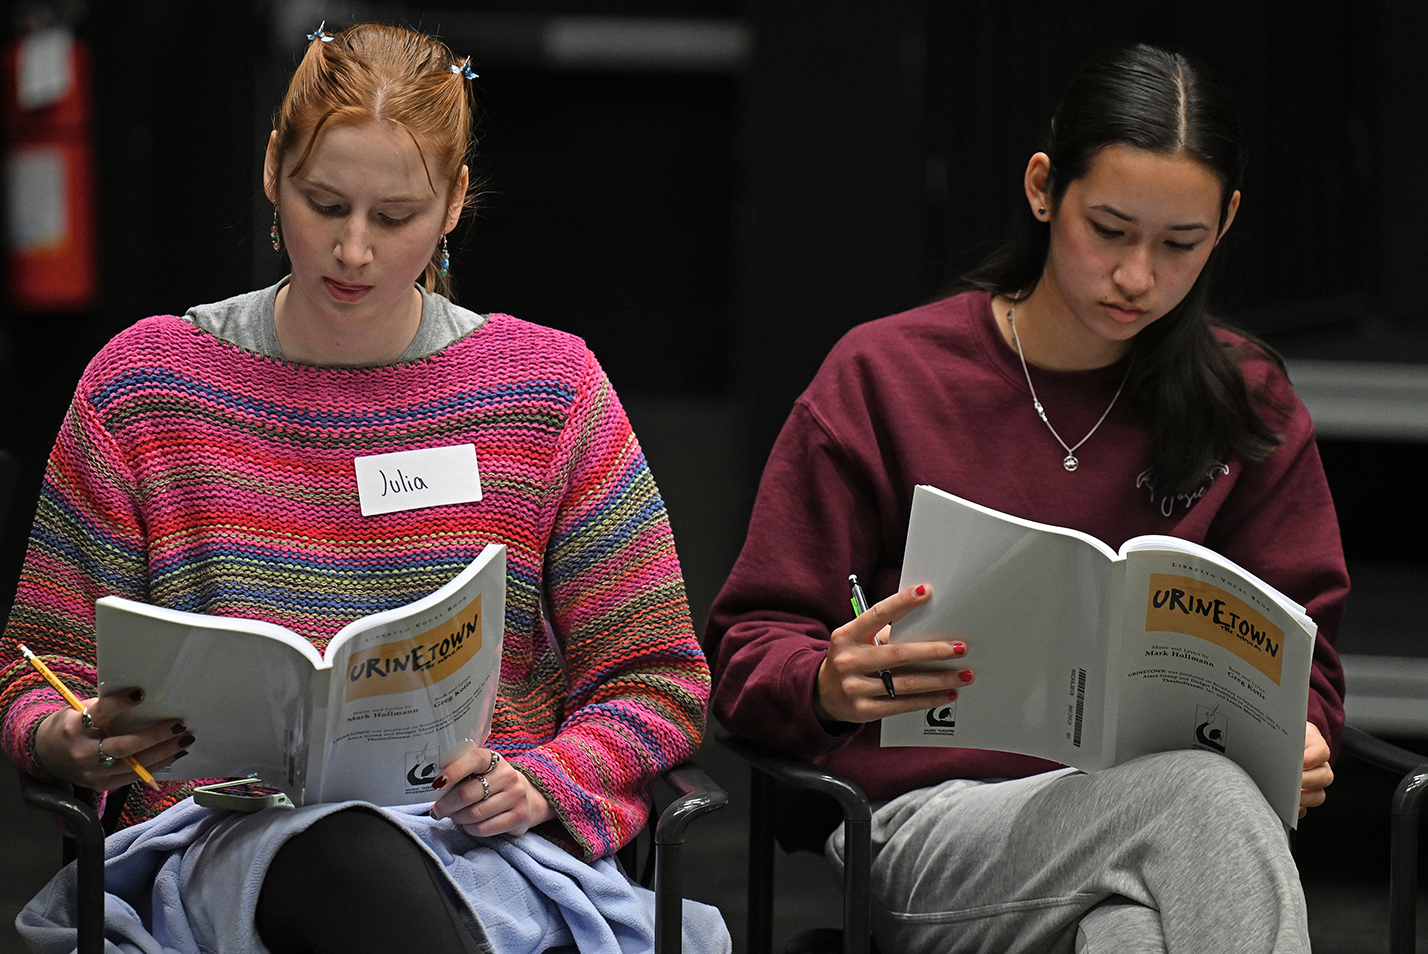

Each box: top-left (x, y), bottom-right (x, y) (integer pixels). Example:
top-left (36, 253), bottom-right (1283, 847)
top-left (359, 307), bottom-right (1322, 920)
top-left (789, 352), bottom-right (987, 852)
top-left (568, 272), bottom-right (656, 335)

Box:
top-left (19, 644), bottom-right (161, 791)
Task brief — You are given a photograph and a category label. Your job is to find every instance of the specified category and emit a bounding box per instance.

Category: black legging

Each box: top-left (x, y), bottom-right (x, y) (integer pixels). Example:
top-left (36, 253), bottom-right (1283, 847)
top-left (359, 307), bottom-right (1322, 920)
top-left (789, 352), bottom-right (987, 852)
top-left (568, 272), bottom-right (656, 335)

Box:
top-left (255, 808), bottom-right (489, 954)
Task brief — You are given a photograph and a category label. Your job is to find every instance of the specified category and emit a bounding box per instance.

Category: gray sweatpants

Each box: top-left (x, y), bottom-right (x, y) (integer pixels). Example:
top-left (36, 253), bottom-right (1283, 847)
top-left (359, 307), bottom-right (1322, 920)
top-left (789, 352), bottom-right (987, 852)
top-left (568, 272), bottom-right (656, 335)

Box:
top-left (827, 750), bottom-right (1308, 954)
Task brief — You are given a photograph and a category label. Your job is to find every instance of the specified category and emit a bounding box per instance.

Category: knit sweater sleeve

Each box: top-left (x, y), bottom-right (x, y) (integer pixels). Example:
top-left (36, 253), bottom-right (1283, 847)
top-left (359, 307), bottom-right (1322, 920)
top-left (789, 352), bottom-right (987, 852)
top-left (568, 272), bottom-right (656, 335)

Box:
top-left (510, 352), bottom-right (709, 861)
top-left (1, 365), bottom-right (150, 777)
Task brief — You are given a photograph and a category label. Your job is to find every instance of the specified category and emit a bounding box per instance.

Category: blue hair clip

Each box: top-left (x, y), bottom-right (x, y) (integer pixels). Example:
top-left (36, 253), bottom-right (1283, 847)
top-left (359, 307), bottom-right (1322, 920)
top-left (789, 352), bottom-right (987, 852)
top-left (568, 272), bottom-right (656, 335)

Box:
top-left (307, 20), bottom-right (334, 42)
top-left (450, 56), bottom-right (478, 80)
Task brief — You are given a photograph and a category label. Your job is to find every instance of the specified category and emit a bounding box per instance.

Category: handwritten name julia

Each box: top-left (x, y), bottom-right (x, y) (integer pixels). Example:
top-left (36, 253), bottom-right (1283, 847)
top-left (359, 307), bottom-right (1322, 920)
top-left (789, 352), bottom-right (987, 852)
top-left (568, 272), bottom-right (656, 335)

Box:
top-left (379, 468), bottom-right (430, 496)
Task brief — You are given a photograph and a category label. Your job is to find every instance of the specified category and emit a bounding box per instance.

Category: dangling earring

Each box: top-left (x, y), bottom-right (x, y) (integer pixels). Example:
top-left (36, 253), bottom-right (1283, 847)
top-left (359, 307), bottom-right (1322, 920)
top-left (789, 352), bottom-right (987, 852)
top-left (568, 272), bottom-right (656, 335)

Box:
top-left (271, 208), bottom-right (281, 252)
top-left (438, 235), bottom-right (450, 278)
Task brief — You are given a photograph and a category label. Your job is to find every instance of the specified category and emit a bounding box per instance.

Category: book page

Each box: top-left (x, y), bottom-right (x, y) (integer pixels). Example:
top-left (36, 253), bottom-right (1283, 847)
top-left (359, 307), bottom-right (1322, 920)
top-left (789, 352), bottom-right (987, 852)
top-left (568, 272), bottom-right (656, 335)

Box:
top-left (312, 544), bottom-right (506, 805)
top-left (1113, 547), bottom-right (1315, 827)
top-left (98, 599), bottom-right (319, 789)
top-left (880, 486), bottom-right (1120, 767)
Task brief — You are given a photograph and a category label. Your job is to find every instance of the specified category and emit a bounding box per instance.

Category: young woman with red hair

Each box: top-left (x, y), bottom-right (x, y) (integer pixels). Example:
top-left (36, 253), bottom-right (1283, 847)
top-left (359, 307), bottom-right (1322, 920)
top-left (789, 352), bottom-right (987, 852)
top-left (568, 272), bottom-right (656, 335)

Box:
top-left (3, 22), bottom-right (724, 954)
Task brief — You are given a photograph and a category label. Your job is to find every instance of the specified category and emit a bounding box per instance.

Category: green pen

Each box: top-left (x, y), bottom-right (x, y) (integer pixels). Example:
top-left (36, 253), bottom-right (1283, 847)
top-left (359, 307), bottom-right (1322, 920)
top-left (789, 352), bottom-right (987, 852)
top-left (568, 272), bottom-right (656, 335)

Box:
top-left (849, 574), bottom-right (896, 698)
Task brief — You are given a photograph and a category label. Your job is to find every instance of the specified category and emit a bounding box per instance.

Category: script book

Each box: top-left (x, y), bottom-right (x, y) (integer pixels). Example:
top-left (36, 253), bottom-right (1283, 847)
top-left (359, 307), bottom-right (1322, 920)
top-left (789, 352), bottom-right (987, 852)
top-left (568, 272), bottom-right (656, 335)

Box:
top-left (99, 544), bottom-right (505, 807)
top-left (881, 486), bottom-right (1316, 828)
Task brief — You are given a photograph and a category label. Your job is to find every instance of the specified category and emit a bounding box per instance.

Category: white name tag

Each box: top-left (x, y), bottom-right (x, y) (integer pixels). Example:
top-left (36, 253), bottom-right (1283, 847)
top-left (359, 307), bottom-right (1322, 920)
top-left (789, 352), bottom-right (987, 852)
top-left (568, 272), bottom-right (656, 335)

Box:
top-left (354, 444), bottom-right (483, 516)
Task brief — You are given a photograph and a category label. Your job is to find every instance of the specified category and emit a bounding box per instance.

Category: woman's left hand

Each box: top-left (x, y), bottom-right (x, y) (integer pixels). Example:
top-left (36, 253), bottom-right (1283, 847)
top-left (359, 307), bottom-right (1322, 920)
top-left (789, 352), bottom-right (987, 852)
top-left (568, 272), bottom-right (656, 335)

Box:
top-left (1300, 721), bottom-right (1334, 818)
top-left (428, 747), bottom-right (556, 838)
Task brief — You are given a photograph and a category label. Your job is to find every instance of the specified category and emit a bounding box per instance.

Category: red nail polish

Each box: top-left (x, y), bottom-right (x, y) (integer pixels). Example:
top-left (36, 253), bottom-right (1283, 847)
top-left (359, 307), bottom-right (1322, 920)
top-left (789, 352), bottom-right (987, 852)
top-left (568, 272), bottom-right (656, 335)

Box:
top-left (431, 775), bottom-right (448, 791)
top-left (959, 669), bottom-right (975, 684)
top-left (947, 690), bottom-right (958, 701)
top-left (915, 585), bottom-right (926, 596)
top-left (951, 641), bottom-right (967, 656)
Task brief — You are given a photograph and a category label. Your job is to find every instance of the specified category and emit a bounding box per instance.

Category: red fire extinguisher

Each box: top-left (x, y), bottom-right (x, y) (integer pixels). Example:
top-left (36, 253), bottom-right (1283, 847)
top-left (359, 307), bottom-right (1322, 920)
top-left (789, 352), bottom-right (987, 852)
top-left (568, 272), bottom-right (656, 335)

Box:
top-left (3, 23), bottom-right (98, 310)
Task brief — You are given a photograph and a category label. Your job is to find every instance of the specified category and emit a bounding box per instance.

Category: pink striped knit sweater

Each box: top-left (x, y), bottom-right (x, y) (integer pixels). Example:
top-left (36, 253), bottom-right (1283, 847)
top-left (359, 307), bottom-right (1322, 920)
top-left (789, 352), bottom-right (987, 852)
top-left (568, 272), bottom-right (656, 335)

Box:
top-left (0, 313), bottom-right (709, 861)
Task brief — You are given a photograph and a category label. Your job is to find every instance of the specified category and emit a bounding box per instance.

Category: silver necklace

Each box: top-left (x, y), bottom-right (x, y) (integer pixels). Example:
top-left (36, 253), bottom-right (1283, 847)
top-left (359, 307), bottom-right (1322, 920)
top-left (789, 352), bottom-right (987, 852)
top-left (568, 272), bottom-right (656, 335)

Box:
top-left (1007, 300), bottom-right (1131, 472)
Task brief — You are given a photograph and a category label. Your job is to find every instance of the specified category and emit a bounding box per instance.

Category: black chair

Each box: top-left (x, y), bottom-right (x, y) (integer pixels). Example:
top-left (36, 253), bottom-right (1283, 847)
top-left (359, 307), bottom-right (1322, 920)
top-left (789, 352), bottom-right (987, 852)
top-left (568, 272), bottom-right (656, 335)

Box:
top-left (719, 729), bottom-right (873, 954)
top-left (1338, 726), bottom-right (1428, 954)
top-left (19, 761), bottom-right (727, 954)
top-left (723, 725), bottom-right (1428, 954)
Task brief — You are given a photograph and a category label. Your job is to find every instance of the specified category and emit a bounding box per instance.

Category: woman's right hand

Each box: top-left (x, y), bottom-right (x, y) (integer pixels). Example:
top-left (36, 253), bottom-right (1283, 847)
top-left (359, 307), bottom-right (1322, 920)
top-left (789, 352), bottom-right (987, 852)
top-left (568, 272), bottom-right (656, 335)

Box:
top-left (33, 692), bottom-right (192, 792)
top-left (814, 583), bottom-right (973, 724)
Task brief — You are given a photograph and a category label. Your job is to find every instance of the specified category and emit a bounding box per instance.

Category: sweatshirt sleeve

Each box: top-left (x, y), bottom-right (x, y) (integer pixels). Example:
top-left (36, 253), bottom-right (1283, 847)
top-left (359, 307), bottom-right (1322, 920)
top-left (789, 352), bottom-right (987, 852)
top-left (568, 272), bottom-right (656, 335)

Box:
top-left (1197, 356), bottom-right (1349, 757)
top-left (1, 373), bottom-right (150, 777)
top-left (705, 396), bottom-right (881, 759)
top-left (509, 353), bottom-right (709, 861)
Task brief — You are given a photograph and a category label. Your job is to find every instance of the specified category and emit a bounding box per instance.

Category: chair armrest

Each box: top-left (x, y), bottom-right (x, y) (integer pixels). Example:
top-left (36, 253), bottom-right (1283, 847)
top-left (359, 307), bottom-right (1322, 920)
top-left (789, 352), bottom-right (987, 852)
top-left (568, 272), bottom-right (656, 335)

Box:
top-left (1341, 724), bottom-right (1428, 783)
top-left (17, 771), bottom-right (106, 847)
top-left (16, 770), bottom-right (106, 954)
top-left (717, 729), bottom-right (872, 954)
top-left (1340, 725), bottom-right (1428, 954)
top-left (717, 730), bottom-right (871, 823)
top-left (653, 760), bottom-right (729, 954)
top-left (656, 761), bottom-right (729, 846)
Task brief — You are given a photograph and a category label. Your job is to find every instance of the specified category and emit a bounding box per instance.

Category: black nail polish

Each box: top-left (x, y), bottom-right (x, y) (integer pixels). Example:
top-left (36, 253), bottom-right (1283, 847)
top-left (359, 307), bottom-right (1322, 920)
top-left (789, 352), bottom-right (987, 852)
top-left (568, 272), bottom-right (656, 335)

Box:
top-left (173, 751), bottom-right (188, 761)
top-left (129, 688), bottom-right (145, 703)
top-left (172, 723), bottom-right (188, 735)
top-left (178, 735), bottom-right (195, 747)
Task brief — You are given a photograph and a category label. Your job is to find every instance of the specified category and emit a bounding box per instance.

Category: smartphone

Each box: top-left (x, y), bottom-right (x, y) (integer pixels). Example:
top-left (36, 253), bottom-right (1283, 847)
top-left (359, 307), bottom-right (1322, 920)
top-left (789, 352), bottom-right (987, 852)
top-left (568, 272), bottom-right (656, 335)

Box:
top-left (193, 777), bottom-right (294, 812)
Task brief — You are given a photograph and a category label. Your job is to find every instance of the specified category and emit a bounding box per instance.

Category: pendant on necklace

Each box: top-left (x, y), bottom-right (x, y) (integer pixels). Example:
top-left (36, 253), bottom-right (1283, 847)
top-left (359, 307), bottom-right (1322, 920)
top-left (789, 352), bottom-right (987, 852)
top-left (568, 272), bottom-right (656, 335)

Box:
top-left (1063, 454), bottom-right (1079, 472)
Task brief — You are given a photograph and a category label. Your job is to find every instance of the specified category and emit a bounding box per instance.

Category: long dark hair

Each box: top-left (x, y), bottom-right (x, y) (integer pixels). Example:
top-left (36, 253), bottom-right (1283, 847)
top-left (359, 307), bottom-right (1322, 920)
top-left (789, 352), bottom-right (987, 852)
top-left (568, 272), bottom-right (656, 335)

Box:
top-left (955, 44), bottom-right (1282, 499)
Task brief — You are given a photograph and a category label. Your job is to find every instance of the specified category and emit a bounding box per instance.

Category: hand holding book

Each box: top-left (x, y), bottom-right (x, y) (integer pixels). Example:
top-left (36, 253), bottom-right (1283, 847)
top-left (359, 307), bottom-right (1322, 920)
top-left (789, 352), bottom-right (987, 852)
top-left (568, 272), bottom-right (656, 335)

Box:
top-left (97, 545), bottom-right (506, 806)
top-left (28, 676), bottom-right (190, 794)
top-left (1301, 721), bottom-right (1332, 818)
top-left (812, 582), bottom-right (972, 724)
top-left (429, 745), bottom-right (555, 837)
top-left (881, 485), bottom-right (1320, 828)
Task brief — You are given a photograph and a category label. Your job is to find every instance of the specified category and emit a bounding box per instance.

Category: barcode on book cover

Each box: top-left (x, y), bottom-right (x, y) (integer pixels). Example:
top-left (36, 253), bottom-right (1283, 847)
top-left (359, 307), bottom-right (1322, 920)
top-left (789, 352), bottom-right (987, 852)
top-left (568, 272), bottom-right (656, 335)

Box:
top-left (1072, 668), bottom-right (1087, 747)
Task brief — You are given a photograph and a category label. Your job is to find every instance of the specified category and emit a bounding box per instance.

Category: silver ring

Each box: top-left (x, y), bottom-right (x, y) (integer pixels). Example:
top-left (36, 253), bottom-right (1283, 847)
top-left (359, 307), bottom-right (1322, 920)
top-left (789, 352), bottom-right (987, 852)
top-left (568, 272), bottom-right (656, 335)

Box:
top-left (97, 740), bottom-right (116, 768)
top-left (475, 773), bottom-right (490, 802)
top-left (485, 751), bottom-right (501, 774)
top-left (81, 711), bottom-right (96, 731)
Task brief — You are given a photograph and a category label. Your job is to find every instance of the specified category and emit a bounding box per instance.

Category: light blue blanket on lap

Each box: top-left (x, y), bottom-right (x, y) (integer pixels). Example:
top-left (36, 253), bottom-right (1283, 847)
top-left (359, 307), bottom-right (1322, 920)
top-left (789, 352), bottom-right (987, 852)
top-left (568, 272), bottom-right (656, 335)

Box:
top-left (17, 798), bottom-right (730, 954)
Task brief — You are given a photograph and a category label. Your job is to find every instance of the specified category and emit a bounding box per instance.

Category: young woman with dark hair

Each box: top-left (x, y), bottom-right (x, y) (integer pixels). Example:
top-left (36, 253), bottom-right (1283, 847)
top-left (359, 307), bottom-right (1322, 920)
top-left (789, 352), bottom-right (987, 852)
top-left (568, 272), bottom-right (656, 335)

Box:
top-left (708, 44), bottom-right (1342, 953)
top-left (1, 22), bottom-right (725, 954)
top-left (957, 43), bottom-right (1278, 501)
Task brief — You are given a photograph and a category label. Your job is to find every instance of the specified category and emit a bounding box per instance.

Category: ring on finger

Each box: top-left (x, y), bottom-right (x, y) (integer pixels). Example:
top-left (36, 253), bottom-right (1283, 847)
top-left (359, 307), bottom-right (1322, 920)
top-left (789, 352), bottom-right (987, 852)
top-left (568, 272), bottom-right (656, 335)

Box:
top-left (81, 711), bottom-right (97, 731)
top-left (97, 740), bottom-right (116, 768)
top-left (484, 751), bottom-right (501, 774)
top-left (475, 773), bottom-right (490, 802)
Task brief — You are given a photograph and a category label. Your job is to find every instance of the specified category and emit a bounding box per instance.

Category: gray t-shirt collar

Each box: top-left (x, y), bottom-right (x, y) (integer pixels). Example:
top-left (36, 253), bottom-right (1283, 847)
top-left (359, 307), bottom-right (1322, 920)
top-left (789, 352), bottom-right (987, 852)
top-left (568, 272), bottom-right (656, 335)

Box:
top-left (184, 276), bottom-right (487, 365)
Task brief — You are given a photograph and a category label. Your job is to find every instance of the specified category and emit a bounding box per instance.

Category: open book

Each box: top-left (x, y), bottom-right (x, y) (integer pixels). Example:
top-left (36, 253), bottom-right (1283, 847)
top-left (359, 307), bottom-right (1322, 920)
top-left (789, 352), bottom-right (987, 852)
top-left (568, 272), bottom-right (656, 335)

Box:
top-left (881, 486), bottom-right (1315, 828)
top-left (99, 544), bottom-right (506, 807)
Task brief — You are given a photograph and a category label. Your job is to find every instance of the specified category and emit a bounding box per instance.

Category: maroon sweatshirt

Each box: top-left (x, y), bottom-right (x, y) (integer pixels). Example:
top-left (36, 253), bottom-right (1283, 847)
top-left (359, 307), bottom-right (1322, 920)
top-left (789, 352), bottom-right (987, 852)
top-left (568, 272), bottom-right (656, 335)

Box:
top-left (707, 291), bottom-right (1347, 801)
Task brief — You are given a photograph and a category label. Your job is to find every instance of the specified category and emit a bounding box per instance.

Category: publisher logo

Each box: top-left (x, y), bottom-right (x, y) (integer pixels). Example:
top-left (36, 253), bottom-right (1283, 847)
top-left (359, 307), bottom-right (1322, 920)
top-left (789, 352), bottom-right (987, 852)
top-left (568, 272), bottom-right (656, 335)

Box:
top-left (926, 703), bottom-right (957, 728)
top-left (405, 748), bottom-right (441, 790)
top-left (1194, 705), bottom-right (1228, 754)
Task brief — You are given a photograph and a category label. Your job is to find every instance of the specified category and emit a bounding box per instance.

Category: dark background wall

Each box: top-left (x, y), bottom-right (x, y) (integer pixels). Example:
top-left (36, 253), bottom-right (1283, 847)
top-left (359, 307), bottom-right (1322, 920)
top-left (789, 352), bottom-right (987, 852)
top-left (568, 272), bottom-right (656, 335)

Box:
top-left (5, 4), bottom-right (1428, 950)
top-left (3, 0), bottom-right (1426, 614)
